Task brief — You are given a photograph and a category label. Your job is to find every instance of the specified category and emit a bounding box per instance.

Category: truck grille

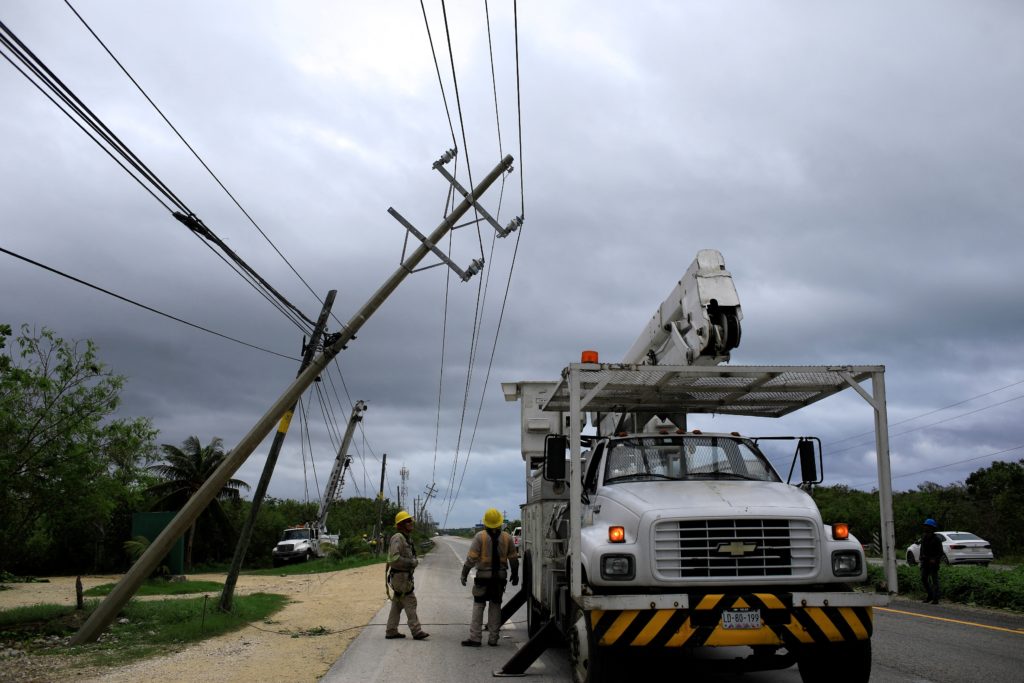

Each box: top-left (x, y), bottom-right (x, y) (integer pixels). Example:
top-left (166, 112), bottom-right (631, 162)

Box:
top-left (653, 518), bottom-right (816, 579)
top-left (278, 544), bottom-right (294, 552)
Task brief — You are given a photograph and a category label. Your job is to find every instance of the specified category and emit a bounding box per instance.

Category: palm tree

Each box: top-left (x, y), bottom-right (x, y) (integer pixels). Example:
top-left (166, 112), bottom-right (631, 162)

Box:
top-left (145, 436), bottom-right (249, 571)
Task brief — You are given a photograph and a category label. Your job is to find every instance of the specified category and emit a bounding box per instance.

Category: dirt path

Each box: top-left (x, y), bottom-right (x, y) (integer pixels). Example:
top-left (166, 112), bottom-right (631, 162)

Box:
top-left (0, 566), bottom-right (387, 683)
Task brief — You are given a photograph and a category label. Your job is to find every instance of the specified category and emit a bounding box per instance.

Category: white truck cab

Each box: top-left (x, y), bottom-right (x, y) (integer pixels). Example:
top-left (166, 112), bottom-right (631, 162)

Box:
top-left (577, 432), bottom-right (864, 591)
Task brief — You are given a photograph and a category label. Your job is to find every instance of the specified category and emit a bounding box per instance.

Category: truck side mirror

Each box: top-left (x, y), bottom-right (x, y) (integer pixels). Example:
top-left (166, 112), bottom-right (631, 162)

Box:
top-left (544, 435), bottom-right (568, 481)
top-left (796, 438), bottom-right (823, 485)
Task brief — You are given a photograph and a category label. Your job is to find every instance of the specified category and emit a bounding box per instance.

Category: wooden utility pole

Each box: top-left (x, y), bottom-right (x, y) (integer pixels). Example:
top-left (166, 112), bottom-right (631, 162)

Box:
top-left (71, 152), bottom-right (515, 644)
top-left (374, 453), bottom-right (387, 554)
top-left (218, 291), bottom-right (336, 612)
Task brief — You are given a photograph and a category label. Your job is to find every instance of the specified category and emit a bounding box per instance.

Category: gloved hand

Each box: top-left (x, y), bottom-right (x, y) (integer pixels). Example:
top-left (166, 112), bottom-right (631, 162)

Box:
top-left (461, 569), bottom-right (469, 586)
top-left (511, 573), bottom-right (519, 586)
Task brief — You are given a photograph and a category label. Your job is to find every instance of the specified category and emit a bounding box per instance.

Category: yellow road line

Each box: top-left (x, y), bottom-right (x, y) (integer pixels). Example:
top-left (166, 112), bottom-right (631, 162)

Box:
top-left (877, 607), bottom-right (1024, 636)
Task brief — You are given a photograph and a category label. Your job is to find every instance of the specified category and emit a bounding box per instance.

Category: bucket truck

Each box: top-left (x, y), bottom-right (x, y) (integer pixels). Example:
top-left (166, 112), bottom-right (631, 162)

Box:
top-left (272, 400), bottom-right (366, 566)
top-left (500, 250), bottom-right (894, 683)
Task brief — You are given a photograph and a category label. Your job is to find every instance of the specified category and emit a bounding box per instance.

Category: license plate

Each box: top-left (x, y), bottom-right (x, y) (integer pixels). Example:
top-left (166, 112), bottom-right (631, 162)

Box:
top-left (721, 609), bottom-right (761, 630)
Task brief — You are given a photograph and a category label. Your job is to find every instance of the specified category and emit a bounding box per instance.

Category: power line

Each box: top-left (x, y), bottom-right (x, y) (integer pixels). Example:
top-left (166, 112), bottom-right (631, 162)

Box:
top-left (851, 444), bottom-right (1024, 490)
top-left (440, 0), bottom-right (484, 259)
top-left (1, 245), bottom-right (298, 361)
top-left (62, 0), bottom-right (325, 317)
top-left (0, 19), bottom-right (315, 332)
top-left (419, 0), bottom-right (458, 149)
top-left (484, 0), bottom-right (503, 157)
top-left (514, 0), bottom-right (525, 217)
top-left (829, 378), bottom-right (1024, 447)
top-left (829, 393), bottom-right (1024, 456)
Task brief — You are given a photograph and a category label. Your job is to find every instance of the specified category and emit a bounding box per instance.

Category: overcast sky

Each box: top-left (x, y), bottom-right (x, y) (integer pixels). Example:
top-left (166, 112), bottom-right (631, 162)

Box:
top-left (2, 1), bottom-right (1022, 529)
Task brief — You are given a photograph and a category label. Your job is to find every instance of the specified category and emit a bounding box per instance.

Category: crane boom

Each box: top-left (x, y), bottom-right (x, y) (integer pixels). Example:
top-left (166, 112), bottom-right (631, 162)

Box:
top-left (601, 249), bottom-right (742, 434)
top-left (316, 399), bottom-right (366, 532)
top-left (623, 249), bottom-right (741, 367)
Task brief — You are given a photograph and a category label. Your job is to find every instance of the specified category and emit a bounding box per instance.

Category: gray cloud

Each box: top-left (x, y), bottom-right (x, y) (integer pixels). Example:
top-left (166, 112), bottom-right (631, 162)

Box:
top-left (2, 0), bottom-right (1022, 526)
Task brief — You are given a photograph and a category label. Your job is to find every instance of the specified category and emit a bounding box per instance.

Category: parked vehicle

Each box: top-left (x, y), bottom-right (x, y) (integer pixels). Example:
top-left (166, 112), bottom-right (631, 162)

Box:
top-left (512, 526), bottom-right (522, 548)
top-left (906, 531), bottom-right (993, 566)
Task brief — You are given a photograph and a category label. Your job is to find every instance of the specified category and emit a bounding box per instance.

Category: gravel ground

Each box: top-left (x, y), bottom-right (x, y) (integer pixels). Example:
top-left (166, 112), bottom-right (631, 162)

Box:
top-left (0, 565), bottom-right (386, 683)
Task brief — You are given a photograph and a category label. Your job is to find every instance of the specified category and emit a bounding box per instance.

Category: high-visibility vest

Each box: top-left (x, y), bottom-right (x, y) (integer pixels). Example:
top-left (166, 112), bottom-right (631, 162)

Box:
top-left (469, 530), bottom-right (517, 569)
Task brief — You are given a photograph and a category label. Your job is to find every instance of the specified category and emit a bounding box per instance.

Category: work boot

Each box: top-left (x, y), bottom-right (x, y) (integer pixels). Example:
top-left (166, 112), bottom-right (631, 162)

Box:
top-left (385, 633), bottom-right (406, 639)
top-left (487, 637), bottom-right (499, 646)
top-left (461, 639), bottom-right (482, 647)
top-left (413, 632), bottom-right (430, 640)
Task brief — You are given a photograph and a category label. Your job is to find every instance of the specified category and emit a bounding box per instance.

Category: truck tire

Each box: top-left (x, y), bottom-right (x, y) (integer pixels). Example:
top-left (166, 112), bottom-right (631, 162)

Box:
top-left (569, 606), bottom-right (610, 683)
top-left (797, 640), bottom-right (870, 683)
top-left (304, 550), bottom-right (313, 562)
top-left (906, 551), bottom-right (917, 565)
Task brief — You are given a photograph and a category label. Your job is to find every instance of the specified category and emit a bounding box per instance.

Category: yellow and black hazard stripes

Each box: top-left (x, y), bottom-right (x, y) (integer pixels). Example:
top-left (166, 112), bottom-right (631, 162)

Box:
top-left (588, 594), bottom-right (873, 649)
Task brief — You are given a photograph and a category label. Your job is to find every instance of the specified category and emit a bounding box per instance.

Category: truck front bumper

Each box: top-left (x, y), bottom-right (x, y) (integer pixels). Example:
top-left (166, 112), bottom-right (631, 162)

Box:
top-left (579, 591), bottom-right (888, 648)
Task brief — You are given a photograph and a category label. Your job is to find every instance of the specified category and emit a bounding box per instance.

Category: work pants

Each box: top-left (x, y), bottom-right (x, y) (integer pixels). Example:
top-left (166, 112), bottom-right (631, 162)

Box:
top-left (921, 565), bottom-right (940, 602)
top-left (470, 599), bottom-right (502, 644)
top-left (386, 591), bottom-right (424, 636)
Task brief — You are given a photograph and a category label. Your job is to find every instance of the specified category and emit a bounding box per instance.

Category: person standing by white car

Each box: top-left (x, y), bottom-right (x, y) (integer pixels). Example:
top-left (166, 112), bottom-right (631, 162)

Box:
top-left (920, 518), bottom-right (943, 604)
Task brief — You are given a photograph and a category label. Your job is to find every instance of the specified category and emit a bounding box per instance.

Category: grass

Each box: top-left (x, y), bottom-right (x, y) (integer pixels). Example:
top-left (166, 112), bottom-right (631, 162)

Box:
top-left (0, 592), bottom-right (289, 668)
top-left (866, 563), bottom-right (1024, 611)
top-left (243, 554), bottom-right (386, 577)
top-left (83, 579), bottom-right (223, 597)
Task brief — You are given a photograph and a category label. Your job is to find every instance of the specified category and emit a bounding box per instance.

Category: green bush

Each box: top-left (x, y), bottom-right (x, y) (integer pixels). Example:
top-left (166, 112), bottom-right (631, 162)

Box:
top-left (868, 563), bottom-right (1024, 611)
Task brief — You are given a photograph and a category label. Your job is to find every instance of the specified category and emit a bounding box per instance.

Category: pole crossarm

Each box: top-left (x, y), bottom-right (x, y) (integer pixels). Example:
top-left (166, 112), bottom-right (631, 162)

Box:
top-left (387, 207), bottom-right (483, 282)
top-left (71, 152), bottom-right (515, 645)
top-left (432, 157), bottom-right (522, 238)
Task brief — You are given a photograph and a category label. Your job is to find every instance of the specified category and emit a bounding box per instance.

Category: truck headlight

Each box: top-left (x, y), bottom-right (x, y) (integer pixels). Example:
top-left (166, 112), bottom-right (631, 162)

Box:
top-left (600, 554), bottom-right (635, 580)
top-left (831, 550), bottom-right (862, 576)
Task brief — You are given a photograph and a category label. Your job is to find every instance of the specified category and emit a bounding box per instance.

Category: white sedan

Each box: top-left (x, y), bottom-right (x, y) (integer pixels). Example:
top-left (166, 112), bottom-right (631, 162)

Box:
top-left (906, 531), bottom-right (994, 566)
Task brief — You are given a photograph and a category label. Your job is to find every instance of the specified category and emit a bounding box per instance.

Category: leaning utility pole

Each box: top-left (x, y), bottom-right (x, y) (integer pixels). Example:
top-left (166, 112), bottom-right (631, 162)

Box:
top-left (72, 151), bottom-right (516, 644)
top-left (218, 291), bottom-right (336, 612)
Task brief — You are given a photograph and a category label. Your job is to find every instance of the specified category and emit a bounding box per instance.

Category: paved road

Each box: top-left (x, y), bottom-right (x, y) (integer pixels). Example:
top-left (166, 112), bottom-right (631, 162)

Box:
top-left (323, 537), bottom-right (1024, 682)
top-left (320, 535), bottom-right (570, 683)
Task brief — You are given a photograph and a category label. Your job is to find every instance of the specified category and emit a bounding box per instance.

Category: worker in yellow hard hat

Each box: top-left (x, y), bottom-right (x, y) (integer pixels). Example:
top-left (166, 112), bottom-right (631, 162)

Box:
top-left (460, 508), bottom-right (519, 647)
top-left (385, 511), bottom-right (429, 640)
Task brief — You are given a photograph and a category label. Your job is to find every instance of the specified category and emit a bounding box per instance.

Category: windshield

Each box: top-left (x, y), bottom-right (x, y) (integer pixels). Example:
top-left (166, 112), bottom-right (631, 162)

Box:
top-left (603, 435), bottom-right (780, 484)
top-left (282, 529), bottom-right (311, 541)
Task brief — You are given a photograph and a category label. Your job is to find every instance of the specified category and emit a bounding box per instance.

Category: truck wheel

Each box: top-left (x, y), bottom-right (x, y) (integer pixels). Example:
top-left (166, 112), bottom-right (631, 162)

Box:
top-left (798, 640), bottom-right (870, 683)
top-left (569, 606), bottom-right (609, 683)
top-left (304, 550), bottom-right (313, 562)
top-left (906, 551), bottom-right (917, 565)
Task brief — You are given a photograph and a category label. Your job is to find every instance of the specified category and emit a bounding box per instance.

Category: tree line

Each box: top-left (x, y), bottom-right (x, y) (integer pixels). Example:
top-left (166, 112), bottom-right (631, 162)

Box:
top-left (5, 323), bottom-right (1021, 576)
top-left (0, 323), bottom-right (424, 577)
top-left (813, 459), bottom-right (1024, 559)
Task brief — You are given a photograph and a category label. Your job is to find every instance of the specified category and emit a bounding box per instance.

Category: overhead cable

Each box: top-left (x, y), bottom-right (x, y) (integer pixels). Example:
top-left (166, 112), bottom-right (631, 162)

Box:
top-left (829, 378), bottom-right (1024, 446)
top-left (829, 394), bottom-right (1024, 456)
top-left (440, 0), bottom-right (484, 258)
top-left (851, 443), bottom-right (1024, 490)
top-left (1, 245), bottom-right (298, 361)
top-left (0, 19), bottom-right (315, 331)
top-left (63, 0), bottom-right (326, 316)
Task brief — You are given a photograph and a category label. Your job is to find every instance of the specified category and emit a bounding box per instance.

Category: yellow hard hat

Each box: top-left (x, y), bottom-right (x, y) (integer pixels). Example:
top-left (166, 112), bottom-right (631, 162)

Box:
top-left (483, 508), bottom-right (503, 529)
top-left (395, 510), bottom-right (413, 526)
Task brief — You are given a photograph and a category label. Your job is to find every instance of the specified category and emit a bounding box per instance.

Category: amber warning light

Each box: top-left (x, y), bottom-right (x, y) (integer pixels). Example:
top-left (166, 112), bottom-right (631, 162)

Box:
top-left (581, 350), bottom-right (599, 363)
top-left (832, 523), bottom-right (850, 540)
top-left (608, 526), bottom-right (625, 543)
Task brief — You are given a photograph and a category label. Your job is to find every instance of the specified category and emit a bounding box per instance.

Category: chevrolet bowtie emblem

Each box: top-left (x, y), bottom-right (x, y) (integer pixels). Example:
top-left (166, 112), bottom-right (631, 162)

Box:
top-left (717, 541), bottom-right (758, 556)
